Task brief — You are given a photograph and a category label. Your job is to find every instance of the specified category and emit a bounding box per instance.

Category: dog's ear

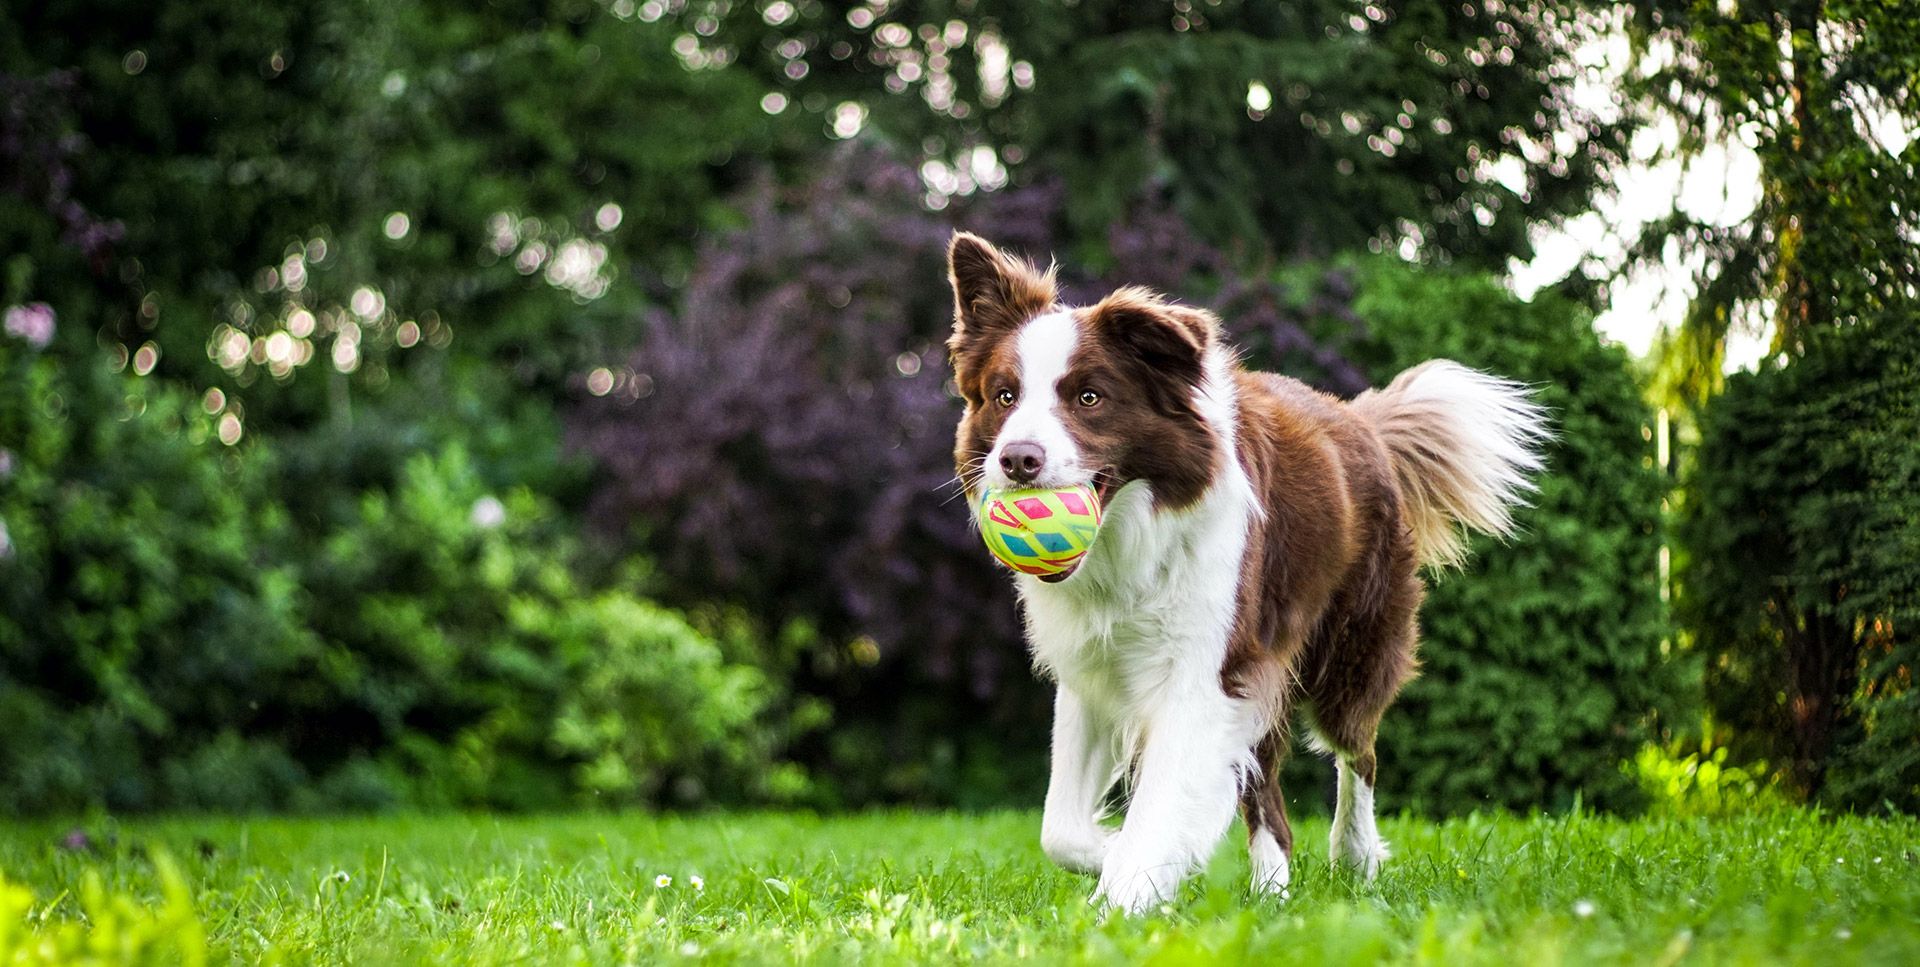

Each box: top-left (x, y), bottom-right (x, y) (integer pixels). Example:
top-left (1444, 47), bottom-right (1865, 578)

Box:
top-left (1089, 288), bottom-right (1219, 415)
top-left (947, 232), bottom-right (1056, 348)
top-left (1089, 287), bottom-right (1215, 376)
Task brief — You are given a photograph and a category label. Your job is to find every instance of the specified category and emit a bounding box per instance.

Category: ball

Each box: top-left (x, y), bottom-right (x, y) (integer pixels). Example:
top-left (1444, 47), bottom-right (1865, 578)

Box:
top-left (978, 484), bottom-right (1104, 577)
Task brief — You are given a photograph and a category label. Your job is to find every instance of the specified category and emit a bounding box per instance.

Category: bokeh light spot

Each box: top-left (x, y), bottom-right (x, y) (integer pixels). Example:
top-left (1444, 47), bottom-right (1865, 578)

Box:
top-left (1247, 81), bottom-right (1273, 113)
top-left (587, 367), bottom-right (615, 396)
top-left (384, 212), bottom-right (411, 240)
top-left (350, 287), bottom-right (385, 319)
top-left (830, 101), bottom-right (868, 139)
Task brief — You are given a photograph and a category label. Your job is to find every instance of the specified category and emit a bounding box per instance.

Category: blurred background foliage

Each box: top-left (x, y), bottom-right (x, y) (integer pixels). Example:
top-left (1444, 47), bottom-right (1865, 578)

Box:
top-left (1, 1), bottom-right (1913, 814)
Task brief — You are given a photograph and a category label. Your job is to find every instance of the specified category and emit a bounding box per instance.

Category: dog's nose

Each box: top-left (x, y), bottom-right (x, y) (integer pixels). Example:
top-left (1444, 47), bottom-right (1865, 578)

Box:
top-left (999, 441), bottom-right (1046, 484)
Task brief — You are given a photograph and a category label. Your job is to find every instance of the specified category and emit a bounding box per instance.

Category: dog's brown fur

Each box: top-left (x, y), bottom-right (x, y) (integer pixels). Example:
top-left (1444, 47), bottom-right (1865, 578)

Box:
top-left (1224, 369), bottom-right (1424, 852)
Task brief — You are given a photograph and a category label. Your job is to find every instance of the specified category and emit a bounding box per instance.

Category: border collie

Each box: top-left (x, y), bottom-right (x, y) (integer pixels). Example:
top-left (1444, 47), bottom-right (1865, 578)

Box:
top-left (946, 233), bottom-right (1549, 913)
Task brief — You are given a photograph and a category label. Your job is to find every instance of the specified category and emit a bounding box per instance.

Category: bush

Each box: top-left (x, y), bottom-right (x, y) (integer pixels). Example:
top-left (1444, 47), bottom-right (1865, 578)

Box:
top-left (1680, 317), bottom-right (1920, 812)
top-left (0, 336), bottom-right (315, 812)
top-left (1630, 728), bottom-right (1786, 817)
top-left (302, 446), bottom-right (809, 809)
top-left (1282, 260), bottom-right (1674, 814)
top-left (0, 332), bottom-right (803, 812)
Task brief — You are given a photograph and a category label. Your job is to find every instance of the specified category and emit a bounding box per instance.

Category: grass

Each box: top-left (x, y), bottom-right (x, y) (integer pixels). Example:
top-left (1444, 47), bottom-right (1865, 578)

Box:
top-left (1, 809), bottom-right (1916, 964)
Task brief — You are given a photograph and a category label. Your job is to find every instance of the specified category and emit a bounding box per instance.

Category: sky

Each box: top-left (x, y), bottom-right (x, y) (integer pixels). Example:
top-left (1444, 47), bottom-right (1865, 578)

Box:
top-left (1501, 19), bottom-right (1915, 372)
top-left (1506, 126), bottom-right (1773, 369)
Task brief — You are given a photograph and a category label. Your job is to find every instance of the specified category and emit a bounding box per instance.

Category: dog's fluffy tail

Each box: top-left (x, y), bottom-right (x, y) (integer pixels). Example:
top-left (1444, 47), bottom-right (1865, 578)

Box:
top-left (1349, 360), bottom-right (1551, 570)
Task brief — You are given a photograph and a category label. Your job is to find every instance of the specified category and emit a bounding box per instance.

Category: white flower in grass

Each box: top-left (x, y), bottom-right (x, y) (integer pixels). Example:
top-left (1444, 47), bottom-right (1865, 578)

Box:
top-left (550, 920), bottom-right (567, 932)
top-left (1573, 899), bottom-right (1596, 918)
top-left (689, 874), bottom-right (705, 892)
top-left (655, 874), bottom-right (672, 889)
top-left (678, 941), bottom-right (701, 956)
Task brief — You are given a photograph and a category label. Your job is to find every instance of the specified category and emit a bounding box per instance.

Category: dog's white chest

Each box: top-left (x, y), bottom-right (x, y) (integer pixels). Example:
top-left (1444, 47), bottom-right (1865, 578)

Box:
top-left (1018, 479), bottom-right (1255, 711)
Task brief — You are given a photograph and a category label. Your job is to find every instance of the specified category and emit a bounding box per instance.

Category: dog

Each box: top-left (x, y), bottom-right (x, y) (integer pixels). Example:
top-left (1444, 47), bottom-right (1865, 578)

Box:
top-left (946, 232), bottom-right (1549, 913)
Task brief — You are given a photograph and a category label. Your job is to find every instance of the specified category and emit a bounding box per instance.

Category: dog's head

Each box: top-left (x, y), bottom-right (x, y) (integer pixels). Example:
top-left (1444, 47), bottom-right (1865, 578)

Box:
top-left (946, 233), bottom-right (1223, 575)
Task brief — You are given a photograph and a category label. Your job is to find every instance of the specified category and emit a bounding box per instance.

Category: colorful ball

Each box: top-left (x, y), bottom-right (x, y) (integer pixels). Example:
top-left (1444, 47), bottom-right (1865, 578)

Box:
top-left (978, 484), bottom-right (1105, 577)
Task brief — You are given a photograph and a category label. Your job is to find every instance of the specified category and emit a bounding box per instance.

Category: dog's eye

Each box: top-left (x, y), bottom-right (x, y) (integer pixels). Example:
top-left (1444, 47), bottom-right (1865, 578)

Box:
top-left (1078, 390), bottom-right (1102, 407)
top-left (994, 389), bottom-right (1016, 408)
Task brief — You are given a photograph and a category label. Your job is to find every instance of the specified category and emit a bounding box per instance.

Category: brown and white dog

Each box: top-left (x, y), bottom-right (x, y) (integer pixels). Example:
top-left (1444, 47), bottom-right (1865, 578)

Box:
top-left (946, 233), bottom-right (1549, 913)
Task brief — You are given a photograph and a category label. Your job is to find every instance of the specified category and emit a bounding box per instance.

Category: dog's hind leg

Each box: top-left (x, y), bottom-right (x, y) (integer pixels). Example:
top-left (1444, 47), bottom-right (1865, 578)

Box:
top-left (1303, 596), bottom-right (1419, 881)
top-left (1329, 750), bottom-right (1388, 879)
top-left (1239, 731), bottom-right (1293, 897)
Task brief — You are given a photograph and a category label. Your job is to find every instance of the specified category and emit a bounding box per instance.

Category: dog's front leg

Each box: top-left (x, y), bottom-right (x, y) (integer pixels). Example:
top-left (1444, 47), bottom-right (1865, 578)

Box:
top-left (1039, 685), bottom-right (1119, 875)
top-left (1093, 684), bottom-right (1245, 915)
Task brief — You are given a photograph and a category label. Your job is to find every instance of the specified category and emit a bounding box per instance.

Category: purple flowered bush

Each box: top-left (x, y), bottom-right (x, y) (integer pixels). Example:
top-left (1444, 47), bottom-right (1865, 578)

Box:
top-left (570, 144), bottom-right (1364, 800)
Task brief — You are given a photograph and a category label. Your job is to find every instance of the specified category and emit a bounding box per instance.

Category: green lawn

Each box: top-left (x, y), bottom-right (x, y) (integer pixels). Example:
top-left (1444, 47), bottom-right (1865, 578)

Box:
top-left (1, 810), bottom-right (1915, 964)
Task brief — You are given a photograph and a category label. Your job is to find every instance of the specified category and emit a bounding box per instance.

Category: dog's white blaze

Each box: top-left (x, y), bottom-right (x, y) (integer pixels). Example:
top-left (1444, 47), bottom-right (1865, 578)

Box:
top-left (1331, 758), bottom-right (1389, 880)
top-left (1249, 827), bottom-right (1291, 897)
top-left (987, 311), bottom-right (1085, 491)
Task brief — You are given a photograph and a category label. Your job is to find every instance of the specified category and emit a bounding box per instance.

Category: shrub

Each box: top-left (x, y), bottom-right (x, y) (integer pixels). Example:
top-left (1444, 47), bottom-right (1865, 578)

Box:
top-left (1282, 259), bottom-right (1674, 814)
top-left (0, 332), bottom-right (803, 812)
top-left (1630, 728), bottom-right (1786, 818)
top-left (302, 446), bottom-right (808, 809)
top-left (1680, 317), bottom-right (1920, 812)
top-left (0, 336), bottom-right (316, 812)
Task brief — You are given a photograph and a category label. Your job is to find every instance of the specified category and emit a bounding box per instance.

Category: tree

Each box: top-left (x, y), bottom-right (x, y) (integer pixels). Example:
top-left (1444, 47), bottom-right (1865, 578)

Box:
top-left (2, 1), bottom-right (778, 435)
top-left (1680, 316), bottom-right (1919, 808)
top-left (1627, 3), bottom-right (1919, 808)
top-left (685, 0), bottom-right (1633, 270)
top-left (1627, 1), bottom-right (1919, 399)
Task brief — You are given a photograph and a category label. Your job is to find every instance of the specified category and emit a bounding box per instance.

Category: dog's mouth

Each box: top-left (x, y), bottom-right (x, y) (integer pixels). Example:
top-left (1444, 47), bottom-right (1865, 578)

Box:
top-left (1090, 467), bottom-right (1120, 507)
top-left (1036, 467), bottom-right (1118, 585)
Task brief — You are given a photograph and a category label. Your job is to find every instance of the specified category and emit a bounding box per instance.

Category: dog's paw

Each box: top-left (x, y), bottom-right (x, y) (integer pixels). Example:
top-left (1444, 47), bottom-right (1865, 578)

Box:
top-left (1249, 830), bottom-right (1292, 899)
top-left (1090, 850), bottom-right (1180, 916)
top-left (1040, 825), bottom-right (1113, 876)
top-left (1330, 835), bottom-right (1390, 882)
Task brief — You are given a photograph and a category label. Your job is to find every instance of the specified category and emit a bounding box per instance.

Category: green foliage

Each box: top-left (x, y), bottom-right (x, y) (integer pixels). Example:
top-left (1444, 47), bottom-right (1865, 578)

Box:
top-left (303, 447), bottom-right (810, 809)
top-left (1630, 726), bottom-right (1785, 817)
top-left (0, 340), bottom-right (804, 813)
top-left (2, 1), bottom-right (780, 439)
top-left (1285, 259), bottom-right (1673, 814)
top-left (1629, 1), bottom-right (1919, 398)
top-left (0, 340), bottom-right (315, 812)
top-left (0, 855), bottom-right (204, 967)
top-left (1680, 316), bottom-right (1920, 812)
top-left (696, 0), bottom-right (1632, 271)
top-left (1, 811), bottom-right (1916, 963)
